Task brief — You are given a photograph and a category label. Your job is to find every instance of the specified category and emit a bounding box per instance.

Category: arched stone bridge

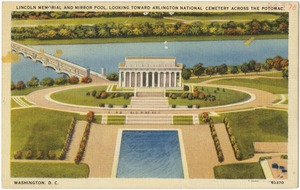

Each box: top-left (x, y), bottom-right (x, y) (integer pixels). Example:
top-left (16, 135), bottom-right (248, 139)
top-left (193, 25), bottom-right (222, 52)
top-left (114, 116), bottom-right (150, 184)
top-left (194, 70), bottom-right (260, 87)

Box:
top-left (11, 41), bottom-right (108, 83)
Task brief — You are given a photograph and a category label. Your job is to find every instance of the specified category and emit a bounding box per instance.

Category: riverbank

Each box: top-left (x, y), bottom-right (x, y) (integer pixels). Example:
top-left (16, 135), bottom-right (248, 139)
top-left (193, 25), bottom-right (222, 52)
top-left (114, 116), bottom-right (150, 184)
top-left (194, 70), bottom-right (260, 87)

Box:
top-left (16, 34), bottom-right (288, 45)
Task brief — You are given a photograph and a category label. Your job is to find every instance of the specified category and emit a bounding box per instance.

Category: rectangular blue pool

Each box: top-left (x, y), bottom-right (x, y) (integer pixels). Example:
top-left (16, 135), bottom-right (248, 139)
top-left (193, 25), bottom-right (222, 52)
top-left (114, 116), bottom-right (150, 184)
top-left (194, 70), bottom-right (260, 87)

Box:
top-left (116, 130), bottom-right (184, 178)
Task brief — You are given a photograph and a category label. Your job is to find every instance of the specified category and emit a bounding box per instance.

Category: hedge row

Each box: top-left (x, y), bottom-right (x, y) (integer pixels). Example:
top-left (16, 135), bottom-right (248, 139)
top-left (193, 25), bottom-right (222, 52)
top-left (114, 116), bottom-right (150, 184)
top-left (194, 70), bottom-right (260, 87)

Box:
top-left (74, 121), bottom-right (92, 164)
top-left (87, 90), bottom-right (134, 100)
top-left (207, 117), bottom-right (224, 163)
top-left (223, 117), bottom-right (243, 160)
top-left (58, 117), bottom-right (77, 160)
top-left (14, 150), bottom-right (56, 160)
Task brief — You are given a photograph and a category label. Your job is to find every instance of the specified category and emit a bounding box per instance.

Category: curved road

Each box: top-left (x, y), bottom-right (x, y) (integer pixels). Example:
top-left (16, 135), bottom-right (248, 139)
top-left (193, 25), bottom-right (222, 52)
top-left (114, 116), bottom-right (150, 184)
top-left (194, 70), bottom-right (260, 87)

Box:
top-left (25, 77), bottom-right (280, 114)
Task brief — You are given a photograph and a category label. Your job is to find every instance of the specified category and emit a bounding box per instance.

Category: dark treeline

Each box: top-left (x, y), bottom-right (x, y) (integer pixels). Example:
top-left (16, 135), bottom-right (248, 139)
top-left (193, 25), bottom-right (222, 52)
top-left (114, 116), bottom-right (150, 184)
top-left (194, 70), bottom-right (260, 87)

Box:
top-left (12, 16), bottom-right (288, 40)
top-left (11, 11), bottom-right (286, 19)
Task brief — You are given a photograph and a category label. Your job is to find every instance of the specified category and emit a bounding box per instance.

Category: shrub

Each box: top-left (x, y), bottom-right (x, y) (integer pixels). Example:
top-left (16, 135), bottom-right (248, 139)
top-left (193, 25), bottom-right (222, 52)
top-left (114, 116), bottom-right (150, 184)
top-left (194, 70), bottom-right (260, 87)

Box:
top-left (201, 112), bottom-right (210, 123)
top-left (106, 72), bottom-right (119, 81)
top-left (195, 104), bottom-right (200, 109)
top-left (187, 105), bottom-right (193, 108)
top-left (227, 128), bottom-right (233, 136)
top-left (14, 150), bottom-right (22, 159)
top-left (47, 150), bottom-right (56, 160)
top-left (11, 82), bottom-right (16, 90)
top-left (16, 80), bottom-right (26, 90)
top-left (108, 104), bottom-right (113, 108)
top-left (168, 93), bottom-right (173, 98)
top-left (281, 155), bottom-right (288, 159)
top-left (36, 150), bottom-right (43, 159)
top-left (129, 92), bottom-right (134, 97)
top-left (86, 92), bottom-right (90, 96)
top-left (40, 77), bottom-right (54, 86)
top-left (214, 90), bottom-right (217, 93)
top-left (115, 93), bottom-right (120, 98)
top-left (201, 87), bottom-right (204, 91)
top-left (86, 111), bottom-right (95, 122)
top-left (181, 93), bottom-right (186, 99)
top-left (183, 85), bottom-right (189, 91)
top-left (55, 76), bottom-right (69, 85)
top-left (235, 149), bottom-right (243, 160)
top-left (230, 136), bottom-right (236, 144)
top-left (172, 104), bottom-right (176, 108)
top-left (96, 93), bottom-right (101, 99)
top-left (171, 94), bottom-right (177, 99)
top-left (193, 90), bottom-right (199, 98)
top-left (123, 105), bottom-right (127, 108)
top-left (188, 93), bottom-right (193, 100)
top-left (223, 117), bottom-right (228, 125)
top-left (100, 91), bottom-right (107, 99)
top-left (223, 88), bottom-right (225, 92)
top-left (69, 76), bottom-right (79, 84)
top-left (81, 76), bottom-right (92, 83)
top-left (25, 150), bottom-right (33, 159)
top-left (123, 93), bottom-right (129, 99)
top-left (92, 90), bottom-right (97, 96)
top-left (198, 92), bottom-right (205, 99)
top-left (218, 151), bottom-right (224, 162)
top-left (217, 87), bottom-right (220, 91)
top-left (99, 103), bottom-right (105, 107)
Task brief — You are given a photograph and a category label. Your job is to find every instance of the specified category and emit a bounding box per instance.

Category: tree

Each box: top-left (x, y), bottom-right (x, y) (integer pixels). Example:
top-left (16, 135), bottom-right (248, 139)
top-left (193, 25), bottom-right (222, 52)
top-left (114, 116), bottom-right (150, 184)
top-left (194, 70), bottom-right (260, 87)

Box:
top-left (26, 76), bottom-right (39, 87)
top-left (11, 82), bottom-right (16, 90)
top-left (106, 72), bottom-right (119, 81)
top-left (240, 63), bottom-right (249, 75)
top-left (181, 69), bottom-right (191, 80)
top-left (193, 63), bottom-right (205, 78)
top-left (216, 64), bottom-right (228, 75)
top-left (55, 76), bottom-right (69, 85)
top-left (254, 63), bottom-right (262, 73)
top-left (230, 66), bottom-right (239, 74)
top-left (263, 58), bottom-right (273, 71)
top-left (16, 81), bottom-right (26, 90)
top-left (205, 66), bottom-right (216, 77)
top-left (282, 66), bottom-right (288, 79)
top-left (247, 60), bottom-right (257, 71)
top-left (69, 76), bottom-right (79, 84)
top-left (40, 77), bottom-right (54, 86)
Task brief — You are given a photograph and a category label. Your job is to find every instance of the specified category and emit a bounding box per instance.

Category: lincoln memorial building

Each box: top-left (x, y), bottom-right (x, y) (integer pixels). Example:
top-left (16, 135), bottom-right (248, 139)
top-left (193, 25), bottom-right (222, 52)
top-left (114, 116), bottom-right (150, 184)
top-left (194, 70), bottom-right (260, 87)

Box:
top-left (118, 57), bottom-right (183, 88)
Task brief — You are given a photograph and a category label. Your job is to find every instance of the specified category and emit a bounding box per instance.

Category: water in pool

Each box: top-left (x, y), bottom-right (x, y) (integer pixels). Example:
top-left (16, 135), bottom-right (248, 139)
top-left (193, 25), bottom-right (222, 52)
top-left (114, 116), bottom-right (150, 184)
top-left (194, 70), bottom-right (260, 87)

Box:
top-left (116, 130), bottom-right (184, 178)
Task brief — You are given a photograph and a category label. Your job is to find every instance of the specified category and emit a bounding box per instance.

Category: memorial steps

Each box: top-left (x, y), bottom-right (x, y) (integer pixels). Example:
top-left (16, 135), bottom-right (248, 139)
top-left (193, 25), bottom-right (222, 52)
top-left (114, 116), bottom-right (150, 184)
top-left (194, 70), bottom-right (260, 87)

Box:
top-left (130, 97), bottom-right (169, 109)
top-left (126, 114), bottom-right (172, 124)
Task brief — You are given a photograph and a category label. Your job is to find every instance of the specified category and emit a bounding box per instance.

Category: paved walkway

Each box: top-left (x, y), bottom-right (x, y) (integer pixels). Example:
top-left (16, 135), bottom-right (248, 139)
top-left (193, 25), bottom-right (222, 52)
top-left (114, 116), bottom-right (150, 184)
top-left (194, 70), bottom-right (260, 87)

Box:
top-left (25, 79), bottom-right (279, 114)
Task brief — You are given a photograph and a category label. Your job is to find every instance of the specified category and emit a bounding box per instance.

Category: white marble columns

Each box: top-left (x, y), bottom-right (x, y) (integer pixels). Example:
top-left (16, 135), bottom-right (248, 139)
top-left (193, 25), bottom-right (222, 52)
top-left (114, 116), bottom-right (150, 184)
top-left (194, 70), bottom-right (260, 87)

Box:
top-left (119, 70), bottom-right (181, 88)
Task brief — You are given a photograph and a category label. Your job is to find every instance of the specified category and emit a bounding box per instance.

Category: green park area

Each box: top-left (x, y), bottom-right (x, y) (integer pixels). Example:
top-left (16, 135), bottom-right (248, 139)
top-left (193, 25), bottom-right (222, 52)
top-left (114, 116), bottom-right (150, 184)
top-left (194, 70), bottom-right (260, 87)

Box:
top-left (11, 107), bottom-right (88, 159)
top-left (173, 115), bottom-right (193, 125)
top-left (214, 162), bottom-right (265, 179)
top-left (11, 162), bottom-right (89, 178)
top-left (50, 86), bottom-right (131, 106)
top-left (219, 109), bottom-right (288, 160)
top-left (11, 98), bottom-right (20, 108)
top-left (168, 86), bottom-right (250, 107)
top-left (107, 115), bottom-right (126, 125)
top-left (210, 78), bottom-right (288, 94)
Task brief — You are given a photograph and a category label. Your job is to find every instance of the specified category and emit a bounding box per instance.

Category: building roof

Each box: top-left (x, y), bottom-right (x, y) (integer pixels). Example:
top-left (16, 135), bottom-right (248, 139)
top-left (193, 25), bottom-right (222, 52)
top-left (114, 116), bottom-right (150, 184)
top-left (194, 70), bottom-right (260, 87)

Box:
top-left (119, 56), bottom-right (182, 68)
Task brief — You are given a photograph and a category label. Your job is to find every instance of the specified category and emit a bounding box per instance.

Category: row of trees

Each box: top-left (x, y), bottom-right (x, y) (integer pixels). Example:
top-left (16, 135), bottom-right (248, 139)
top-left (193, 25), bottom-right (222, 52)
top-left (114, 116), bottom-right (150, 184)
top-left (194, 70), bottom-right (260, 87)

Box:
top-left (12, 11), bottom-right (285, 20)
top-left (181, 56), bottom-right (289, 80)
top-left (11, 76), bottom-right (93, 90)
top-left (12, 17), bottom-right (288, 40)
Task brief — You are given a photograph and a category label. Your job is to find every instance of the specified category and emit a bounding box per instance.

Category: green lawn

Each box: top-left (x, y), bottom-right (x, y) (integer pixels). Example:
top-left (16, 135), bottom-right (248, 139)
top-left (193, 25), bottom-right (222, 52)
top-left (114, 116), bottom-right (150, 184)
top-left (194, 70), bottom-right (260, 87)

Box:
top-left (51, 86), bottom-right (131, 106)
top-left (11, 86), bottom-right (48, 96)
top-left (12, 16), bottom-right (173, 27)
top-left (11, 162), bottom-right (89, 178)
top-left (11, 98), bottom-right (21, 108)
top-left (11, 107), bottom-right (86, 159)
top-left (111, 85), bottom-right (134, 92)
top-left (168, 87), bottom-right (250, 107)
top-left (173, 115), bottom-right (193, 125)
top-left (258, 71), bottom-right (283, 77)
top-left (219, 109), bottom-right (288, 159)
top-left (19, 97), bottom-right (33, 105)
top-left (16, 34), bottom-right (288, 45)
top-left (210, 78), bottom-right (288, 94)
top-left (107, 115), bottom-right (125, 125)
top-left (214, 162), bottom-right (265, 179)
